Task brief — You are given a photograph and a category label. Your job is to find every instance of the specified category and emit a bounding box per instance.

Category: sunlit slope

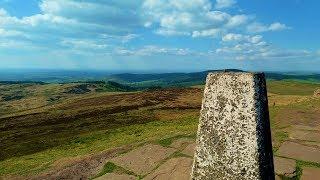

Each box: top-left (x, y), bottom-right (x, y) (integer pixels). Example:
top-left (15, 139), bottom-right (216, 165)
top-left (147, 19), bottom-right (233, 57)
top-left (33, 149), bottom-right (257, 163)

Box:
top-left (0, 80), bottom-right (319, 178)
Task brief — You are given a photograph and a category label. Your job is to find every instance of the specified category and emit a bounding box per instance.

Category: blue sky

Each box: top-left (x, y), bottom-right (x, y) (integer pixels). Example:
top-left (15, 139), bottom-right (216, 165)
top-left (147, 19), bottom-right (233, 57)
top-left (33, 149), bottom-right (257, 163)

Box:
top-left (0, 0), bottom-right (319, 72)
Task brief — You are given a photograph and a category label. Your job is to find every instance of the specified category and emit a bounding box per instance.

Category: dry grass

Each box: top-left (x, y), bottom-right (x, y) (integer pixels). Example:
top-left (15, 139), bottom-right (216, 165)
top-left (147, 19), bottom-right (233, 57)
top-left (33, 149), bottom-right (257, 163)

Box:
top-left (1, 81), bottom-right (320, 178)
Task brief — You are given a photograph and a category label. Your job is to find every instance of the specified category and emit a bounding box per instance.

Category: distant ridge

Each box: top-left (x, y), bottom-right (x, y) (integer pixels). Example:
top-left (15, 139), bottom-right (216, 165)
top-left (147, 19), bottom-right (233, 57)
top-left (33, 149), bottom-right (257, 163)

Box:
top-left (0, 69), bottom-right (320, 85)
top-left (0, 81), bottom-right (47, 85)
top-left (108, 69), bottom-right (320, 87)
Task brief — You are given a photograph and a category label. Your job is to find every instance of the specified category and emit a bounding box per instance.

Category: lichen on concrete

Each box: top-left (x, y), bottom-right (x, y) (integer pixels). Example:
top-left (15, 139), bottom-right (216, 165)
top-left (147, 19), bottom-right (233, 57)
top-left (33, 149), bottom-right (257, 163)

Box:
top-left (191, 72), bottom-right (274, 180)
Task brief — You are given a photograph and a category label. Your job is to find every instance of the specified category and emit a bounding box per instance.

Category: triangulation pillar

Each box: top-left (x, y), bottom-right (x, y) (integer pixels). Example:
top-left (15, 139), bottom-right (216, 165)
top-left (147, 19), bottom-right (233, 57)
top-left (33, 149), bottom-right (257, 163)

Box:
top-left (191, 72), bottom-right (274, 180)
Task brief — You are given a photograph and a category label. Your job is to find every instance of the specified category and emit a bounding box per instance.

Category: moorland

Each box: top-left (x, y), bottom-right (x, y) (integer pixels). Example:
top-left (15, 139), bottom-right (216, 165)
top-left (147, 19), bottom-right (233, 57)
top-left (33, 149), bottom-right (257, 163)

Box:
top-left (1, 70), bottom-right (320, 179)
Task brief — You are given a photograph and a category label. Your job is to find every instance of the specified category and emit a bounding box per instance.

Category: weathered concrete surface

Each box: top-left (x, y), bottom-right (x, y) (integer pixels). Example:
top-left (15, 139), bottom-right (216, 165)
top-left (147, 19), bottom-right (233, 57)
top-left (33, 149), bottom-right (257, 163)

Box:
top-left (274, 157), bottom-right (296, 177)
top-left (182, 143), bottom-right (196, 157)
top-left (191, 72), bottom-right (274, 180)
top-left (170, 138), bottom-right (194, 150)
top-left (95, 173), bottom-right (136, 180)
top-left (277, 141), bottom-right (320, 163)
top-left (289, 130), bottom-right (320, 142)
top-left (301, 167), bottom-right (320, 180)
top-left (111, 144), bottom-right (176, 175)
top-left (144, 157), bottom-right (193, 180)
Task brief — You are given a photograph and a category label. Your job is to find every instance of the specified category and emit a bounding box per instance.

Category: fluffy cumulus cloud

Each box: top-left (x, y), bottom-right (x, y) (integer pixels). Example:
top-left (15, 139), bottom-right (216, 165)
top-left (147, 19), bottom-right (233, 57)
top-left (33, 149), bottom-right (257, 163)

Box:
top-left (141, 0), bottom-right (289, 38)
top-left (222, 33), bottom-right (264, 44)
top-left (0, 0), bottom-right (315, 70)
top-left (0, 0), bottom-right (289, 47)
top-left (0, 28), bottom-right (24, 37)
top-left (142, 0), bottom-right (252, 37)
top-left (192, 28), bottom-right (221, 38)
top-left (39, 0), bottom-right (143, 31)
top-left (217, 33), bottom-right (313, 60)
top-left (0, 0), bottom-right (143, 54)
top-left (247, 22), bottom-right (290, 33)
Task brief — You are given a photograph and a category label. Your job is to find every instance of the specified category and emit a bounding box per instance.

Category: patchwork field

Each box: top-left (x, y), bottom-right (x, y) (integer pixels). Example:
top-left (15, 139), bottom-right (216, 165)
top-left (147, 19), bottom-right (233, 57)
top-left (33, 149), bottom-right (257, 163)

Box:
top-left (0, 80), bottom-right (320, 179)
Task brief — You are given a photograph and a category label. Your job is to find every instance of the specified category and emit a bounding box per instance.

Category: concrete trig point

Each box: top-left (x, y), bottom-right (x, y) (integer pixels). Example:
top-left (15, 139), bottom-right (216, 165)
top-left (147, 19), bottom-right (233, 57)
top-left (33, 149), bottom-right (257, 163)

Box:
top-left (192, 72), bottom-right (275, 180)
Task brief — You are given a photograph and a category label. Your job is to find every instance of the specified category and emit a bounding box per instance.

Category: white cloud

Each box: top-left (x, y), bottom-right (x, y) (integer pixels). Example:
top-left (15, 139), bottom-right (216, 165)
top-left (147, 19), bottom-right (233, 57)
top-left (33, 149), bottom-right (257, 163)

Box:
top-left (247, 22), bottom-right (290, 33)
top-left (61, 39), bottom-right (108, 50)
top-left (215, 0), bottom-right (236, 9)
top-left (269, 22), bottom-right (290, 31)
top-left (142, 0), bottom-right (233, 36)
top-left (143, 0), bottom-right (212, 13)
top-left (121, 34), bottom-right (139, 43)
top-left (0, 0), bottom-right (298, 64)
top-left (155, 29), bottom-right (190, 36)
top-left (39, 0), bottom-right (143, 30)
top-left (114, 45), bottom-right (200, 57)
top-left (216, 31), bottom-right (313, 61)
top-left (0, 1), bottom-right (143, 54)
top-left (192, 28), bottom-right (221, 38)
top-left (226, 14), bottom-right (250, 28)
top-left (216, 42), bottom-right (267, 54)
top-left (0, 8), bottom-right (8, 16)
top-left (142, 0), bottom-right (254, 37)
top-left (249, 35), bottom-right (263, 43)
top-left (222, 33), bottom-right (243, 41)
top-left (217, 29), bottom-right (314, 61)
top-left (216, 38), bottom-right (313, 60)
top-left (0, 28), bottom-right (24, 37)
top-left (222, 33), bottom-right (263, 44)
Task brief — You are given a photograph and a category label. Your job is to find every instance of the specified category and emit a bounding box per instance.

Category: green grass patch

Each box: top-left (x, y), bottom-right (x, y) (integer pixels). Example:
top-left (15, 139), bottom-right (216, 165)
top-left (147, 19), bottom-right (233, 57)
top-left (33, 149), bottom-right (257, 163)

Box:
top-left (0, 115), bottom-right (198, 176)
top-left (267, 80), bottom-right (320, 95)
top-left (296, 160), bottom-right (320, 168)
top-left (295, 160), bottom-right (320, 180)
top-left (91, 161), bottom-right (137, 179)
top-left (171, 151), bottom-right (192, 158)
top-left (2, 79), bottom-right (320, 178)
top-left (295, 165), bottom-right (303, 180)
top-left (157, 134), bottom-right (196, 147)
top-left (269, 106), bottom-right (280, 129)
top-left (93, 162), bottom-right (117, 178)
top-left (158, 138), bottom-right (173, 147)
top-left (272, 131), bottom-right (288, 152)
top-left (274, 131), bottom-right (288, 143)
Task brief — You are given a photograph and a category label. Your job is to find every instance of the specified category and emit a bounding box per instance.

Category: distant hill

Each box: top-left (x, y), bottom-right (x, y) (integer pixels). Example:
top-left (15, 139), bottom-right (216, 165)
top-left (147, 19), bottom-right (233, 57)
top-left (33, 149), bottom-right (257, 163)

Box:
top-left (1, 69), bottom-right (320, 87)
top-left (108, 70), bottom-right (320, 87)
top-left (108, 69), bottom-right (244, 87)
top-left (0, 81), bottom-right (47, 85)
top-left (64, 81), bottom-right (138, 94)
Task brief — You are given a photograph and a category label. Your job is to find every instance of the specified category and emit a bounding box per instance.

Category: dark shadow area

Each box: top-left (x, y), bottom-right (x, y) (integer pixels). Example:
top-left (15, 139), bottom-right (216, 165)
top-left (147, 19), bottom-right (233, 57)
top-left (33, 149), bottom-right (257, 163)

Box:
top-left (254, 73), bottom-right (275, 180)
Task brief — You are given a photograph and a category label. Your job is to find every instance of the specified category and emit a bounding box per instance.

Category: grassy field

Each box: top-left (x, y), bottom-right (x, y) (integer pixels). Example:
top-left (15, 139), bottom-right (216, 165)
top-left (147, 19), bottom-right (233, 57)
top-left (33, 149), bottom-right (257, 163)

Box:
top-left (0, 80), bottom-right (320, 179)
